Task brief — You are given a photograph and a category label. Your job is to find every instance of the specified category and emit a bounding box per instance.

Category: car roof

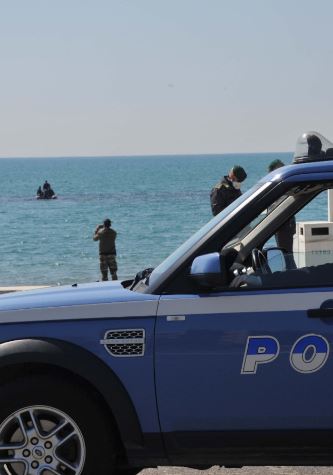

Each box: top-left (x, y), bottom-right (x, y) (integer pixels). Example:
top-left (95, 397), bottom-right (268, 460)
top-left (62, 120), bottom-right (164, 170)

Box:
top-left (263, 159), bottom-right (333, 184)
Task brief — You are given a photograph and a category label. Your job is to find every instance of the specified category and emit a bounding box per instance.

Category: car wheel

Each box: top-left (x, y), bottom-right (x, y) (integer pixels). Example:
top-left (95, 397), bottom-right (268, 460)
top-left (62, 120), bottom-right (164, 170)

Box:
top-left (0, 373), bottom-right (117, 475)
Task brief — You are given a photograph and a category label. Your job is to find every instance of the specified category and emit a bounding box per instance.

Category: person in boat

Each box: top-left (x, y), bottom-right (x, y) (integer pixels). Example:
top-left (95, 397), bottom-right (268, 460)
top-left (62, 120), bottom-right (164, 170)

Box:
top-left (37, 186), bottom-right (43, 198)
top-left (43, 180), bottom-right (51, 192)
top-left (44, 187), bottom-right (55, 199)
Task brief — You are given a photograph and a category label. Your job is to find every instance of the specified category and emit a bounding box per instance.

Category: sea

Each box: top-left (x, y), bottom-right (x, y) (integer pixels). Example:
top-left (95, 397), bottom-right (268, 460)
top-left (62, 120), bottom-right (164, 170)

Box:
top-left (0, 152), bottom-right (328, 286)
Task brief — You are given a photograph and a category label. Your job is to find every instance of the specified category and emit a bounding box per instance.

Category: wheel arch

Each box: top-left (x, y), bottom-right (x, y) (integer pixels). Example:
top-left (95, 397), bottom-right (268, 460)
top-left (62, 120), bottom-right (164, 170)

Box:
top-left (0, 338), bottom-right (144, 453)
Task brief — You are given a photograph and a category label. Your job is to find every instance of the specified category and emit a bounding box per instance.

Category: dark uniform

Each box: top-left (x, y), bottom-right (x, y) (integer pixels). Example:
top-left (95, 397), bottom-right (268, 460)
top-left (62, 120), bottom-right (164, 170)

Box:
top-left (261, 262), bottom-right (333, 288)
top-left (210, 177), bottom-right (241, 216)
top-left (231, 262), bottom-right (333, 289)
top-left (93, 226), bottom-right (118, 281)
top-left (275, 218), bottom-right (296, 253)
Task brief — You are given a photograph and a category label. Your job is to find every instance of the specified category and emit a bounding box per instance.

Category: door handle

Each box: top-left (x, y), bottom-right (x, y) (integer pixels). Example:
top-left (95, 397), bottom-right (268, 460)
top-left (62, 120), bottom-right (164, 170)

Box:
top-left (308, 308), bottom-right (333, 318)
top-left (308, 300), bottom-right (333, 318)
top-left (166, 315), bottom-right (186, 322)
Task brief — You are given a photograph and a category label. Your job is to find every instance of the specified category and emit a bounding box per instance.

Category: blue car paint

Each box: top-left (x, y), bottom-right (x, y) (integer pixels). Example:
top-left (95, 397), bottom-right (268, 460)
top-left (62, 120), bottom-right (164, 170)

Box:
top-left (264, 161), bottom-right (333, 183)
top-left (0, 281), bottom-right (159, 312)
top-left (0, 317), bottom-right (160, 434)
top-left (190, 253), bottom-right (221, 275)
top-left (155, 288), bottom-right (333, 438)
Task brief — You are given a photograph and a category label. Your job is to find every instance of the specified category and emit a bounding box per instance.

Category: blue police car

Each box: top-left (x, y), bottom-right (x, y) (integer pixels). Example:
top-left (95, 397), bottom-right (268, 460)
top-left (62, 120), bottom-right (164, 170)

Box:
top-left (1, 132), bottom-right (333, 474)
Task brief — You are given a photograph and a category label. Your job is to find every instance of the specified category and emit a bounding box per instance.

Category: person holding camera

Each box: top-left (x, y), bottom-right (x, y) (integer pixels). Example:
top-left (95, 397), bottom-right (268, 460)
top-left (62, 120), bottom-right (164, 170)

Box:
top-left (93, 218), bottom-right (118, 281)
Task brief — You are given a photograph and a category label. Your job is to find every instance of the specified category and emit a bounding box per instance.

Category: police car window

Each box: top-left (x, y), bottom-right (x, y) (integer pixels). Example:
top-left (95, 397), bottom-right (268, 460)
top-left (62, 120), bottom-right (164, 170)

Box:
top-left (225, 184), bottom-right (325, 251)
top-left (232, 187), bottom-right (333, 291)
top-left (148, 183), bottom-right (264, 290)
top-left (223, 194), bottom-right (291, 249)
top-left (293, 189), bottom-right (332, 270)
top-left (294, 189), bottom-right (327, 223)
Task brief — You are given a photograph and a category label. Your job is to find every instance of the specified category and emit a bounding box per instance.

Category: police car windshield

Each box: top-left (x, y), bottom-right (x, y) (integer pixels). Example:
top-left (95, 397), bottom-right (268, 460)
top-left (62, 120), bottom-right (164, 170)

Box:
top-left (148, 182), bottom-right (267, 290)
top-left (223, 195), bottom-right (287, 249)
top-left (223, 212), bottom-right (268, 249)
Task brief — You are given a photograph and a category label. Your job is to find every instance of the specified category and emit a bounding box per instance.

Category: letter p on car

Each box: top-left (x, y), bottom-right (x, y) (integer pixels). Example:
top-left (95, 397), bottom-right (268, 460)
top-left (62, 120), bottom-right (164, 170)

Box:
top-left (241, 336), bottom-right (280, 374)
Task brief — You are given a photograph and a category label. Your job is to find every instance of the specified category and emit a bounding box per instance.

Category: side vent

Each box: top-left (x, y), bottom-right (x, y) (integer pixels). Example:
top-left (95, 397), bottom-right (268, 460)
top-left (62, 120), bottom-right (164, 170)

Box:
top-left (100, 329), bottom-right (145, 357)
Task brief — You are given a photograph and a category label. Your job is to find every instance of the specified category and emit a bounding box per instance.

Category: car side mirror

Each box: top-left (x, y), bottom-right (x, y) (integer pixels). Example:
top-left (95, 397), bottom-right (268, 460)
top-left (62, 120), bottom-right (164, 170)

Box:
top-left (190, 253), bottom-right (224, 288)
top-left (265, 248), bottom-right (287, 273)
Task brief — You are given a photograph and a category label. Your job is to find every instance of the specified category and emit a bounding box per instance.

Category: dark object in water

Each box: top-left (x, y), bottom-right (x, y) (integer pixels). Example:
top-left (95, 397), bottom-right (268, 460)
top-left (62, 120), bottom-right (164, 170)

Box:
top-left (36, 194), bottom-right (58, 200)
top-left (36, 186), bottom-right (57, 200)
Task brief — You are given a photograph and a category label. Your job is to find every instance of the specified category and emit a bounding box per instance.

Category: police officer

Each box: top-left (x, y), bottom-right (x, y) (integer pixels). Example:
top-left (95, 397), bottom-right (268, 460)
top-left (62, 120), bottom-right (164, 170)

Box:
top-left (268, 159), bottom-right (296, 253)
top-left (210, 165), bottom-right (247, 216)
top-left (93, 218), bottom-right (118, 281)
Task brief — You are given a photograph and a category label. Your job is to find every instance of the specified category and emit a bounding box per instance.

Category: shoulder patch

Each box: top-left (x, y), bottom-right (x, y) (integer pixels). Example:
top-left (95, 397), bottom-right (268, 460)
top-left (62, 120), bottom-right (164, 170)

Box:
top-left (221, 182), bottom-right (230, 189)
top-left (214, 182), bottom-right (229, 190)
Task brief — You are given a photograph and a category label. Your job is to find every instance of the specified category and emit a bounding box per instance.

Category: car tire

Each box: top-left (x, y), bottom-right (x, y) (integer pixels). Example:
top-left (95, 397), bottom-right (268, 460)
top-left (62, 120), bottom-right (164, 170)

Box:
top-left (0, 373), bottom-right (118, 475)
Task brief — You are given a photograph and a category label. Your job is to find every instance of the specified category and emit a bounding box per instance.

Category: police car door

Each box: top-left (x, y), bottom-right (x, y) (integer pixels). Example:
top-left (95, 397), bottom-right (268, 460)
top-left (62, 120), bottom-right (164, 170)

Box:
top-left (155, 285), bottom-right (333, 464)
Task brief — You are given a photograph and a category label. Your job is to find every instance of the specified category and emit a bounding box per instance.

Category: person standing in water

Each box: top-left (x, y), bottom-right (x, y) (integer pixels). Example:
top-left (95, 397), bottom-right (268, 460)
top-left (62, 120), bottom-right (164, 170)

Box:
top-left (93, 218), bottom-right (118, 281)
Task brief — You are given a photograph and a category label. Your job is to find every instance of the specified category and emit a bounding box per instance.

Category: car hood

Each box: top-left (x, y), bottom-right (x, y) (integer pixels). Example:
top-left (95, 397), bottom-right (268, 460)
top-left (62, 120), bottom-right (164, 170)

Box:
top-left (0, 281), bottom-right (159, 312)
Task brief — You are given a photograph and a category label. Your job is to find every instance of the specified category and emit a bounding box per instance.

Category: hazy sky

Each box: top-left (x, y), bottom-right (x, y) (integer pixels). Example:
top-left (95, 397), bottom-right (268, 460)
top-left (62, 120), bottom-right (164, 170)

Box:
top-left (1, 0), bottom-right (333, 157)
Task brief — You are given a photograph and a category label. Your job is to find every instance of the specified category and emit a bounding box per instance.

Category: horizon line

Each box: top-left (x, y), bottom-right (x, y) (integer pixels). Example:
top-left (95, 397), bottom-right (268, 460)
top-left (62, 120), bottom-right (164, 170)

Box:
top-left (0, 150), bottom-right (293, 160)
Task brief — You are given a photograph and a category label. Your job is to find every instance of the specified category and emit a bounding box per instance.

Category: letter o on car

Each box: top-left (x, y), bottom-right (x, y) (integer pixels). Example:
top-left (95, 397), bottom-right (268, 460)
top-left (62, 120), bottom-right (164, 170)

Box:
top-left (290, 334), bottom-right (330, 374)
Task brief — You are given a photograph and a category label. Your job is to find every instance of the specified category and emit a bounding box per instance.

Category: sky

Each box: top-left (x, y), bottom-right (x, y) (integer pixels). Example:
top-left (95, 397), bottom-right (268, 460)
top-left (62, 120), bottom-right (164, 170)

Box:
top-left (1, 0), bottom-right (333, 157)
